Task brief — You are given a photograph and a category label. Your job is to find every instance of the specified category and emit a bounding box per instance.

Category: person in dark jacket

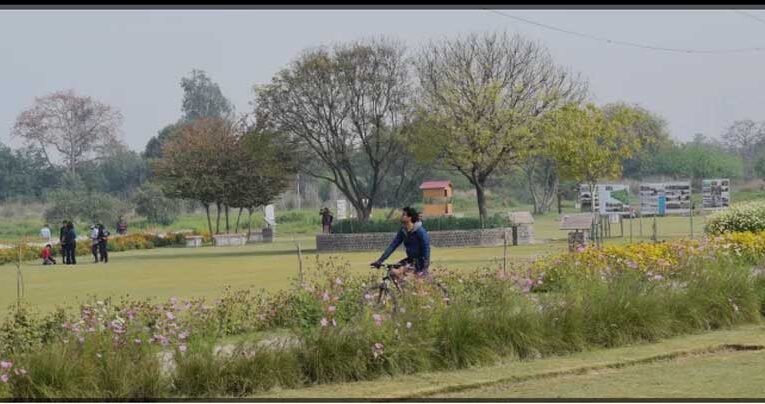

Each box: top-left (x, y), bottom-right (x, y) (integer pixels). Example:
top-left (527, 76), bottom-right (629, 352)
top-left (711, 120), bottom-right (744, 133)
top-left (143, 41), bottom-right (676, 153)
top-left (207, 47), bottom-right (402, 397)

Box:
top-left (59, 220), bottom-right (69, 264)
top-left (320, 208), bottom-right (333, 234)
top-left (371, 206), bottom-right (431, 276)
top-left (64, 222), bottom-right (77, 265)
top-left (97, 223), bottom-right (109, 263)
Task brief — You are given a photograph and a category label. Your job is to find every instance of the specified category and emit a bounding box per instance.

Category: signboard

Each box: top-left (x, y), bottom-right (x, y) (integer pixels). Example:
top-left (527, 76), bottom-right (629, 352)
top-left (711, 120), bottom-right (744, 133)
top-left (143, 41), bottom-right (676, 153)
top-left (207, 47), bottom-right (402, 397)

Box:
top-left (702, 179), bottom-right (730, 211)
top-left (264, 204), bottom-right (276, 227)
top-left (639, 182), bottom-right (691, 215)
top-left (560, 214), bottom-right (595, 231)
top-left (578, 184), bottom-right (631, 214)
top-left (337, 199), bottom-right (347, 220)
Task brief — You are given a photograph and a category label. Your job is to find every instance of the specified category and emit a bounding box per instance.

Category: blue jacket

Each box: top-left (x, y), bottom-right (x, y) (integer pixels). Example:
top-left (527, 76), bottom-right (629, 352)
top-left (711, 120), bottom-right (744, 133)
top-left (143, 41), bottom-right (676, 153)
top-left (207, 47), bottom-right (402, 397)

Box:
top-left (378, 221), bottom-right (431, 273)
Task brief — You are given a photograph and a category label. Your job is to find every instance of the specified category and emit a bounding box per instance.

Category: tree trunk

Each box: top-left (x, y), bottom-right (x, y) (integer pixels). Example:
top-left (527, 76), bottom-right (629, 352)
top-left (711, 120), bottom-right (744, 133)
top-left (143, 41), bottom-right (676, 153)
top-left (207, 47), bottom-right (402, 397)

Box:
top-left (204, 203), bottom-right (213, 236)
top-left (557, 188), bottom-right (563, 215)
top-left (247, 208), bottom-right (254, 239)
top-left (235, 208), bottom-right (243, 233)
top-left (215, 202), bottom-right (221, 234)
top-left (475, 183), bottom-right (488, 227)
top-left (385, 207), bottom-right (398, 220)
top-left (225, 205), bottom-right (230, 234)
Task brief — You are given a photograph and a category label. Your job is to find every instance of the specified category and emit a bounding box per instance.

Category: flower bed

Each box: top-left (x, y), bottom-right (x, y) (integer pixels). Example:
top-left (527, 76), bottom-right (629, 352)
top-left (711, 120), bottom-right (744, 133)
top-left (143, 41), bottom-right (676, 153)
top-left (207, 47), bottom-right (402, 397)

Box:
top-left (0, 232), bottom-right (190, 266)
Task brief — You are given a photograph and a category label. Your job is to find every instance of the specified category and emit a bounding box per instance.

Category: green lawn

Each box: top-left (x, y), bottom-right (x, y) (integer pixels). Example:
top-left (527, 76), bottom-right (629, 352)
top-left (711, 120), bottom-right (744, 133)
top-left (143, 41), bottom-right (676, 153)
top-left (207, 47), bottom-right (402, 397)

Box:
top-left (0, 236), bottom-right (568, 314)
top-left (255, 324), bottom-right (765, 399)
top-left (443, 348), bottom-right (765, 399)
top-left (0, 213), bottom-right (708, 314)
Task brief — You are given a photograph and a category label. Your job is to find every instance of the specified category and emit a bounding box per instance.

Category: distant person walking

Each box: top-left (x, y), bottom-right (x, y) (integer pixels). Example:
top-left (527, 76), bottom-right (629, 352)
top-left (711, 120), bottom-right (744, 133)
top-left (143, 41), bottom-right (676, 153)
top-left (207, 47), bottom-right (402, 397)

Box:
top-left (59, 220), bottom-right (68, 264)
top-left (90, 224), bottom-right (100, 263)
top-left (40, 224), bottom-right (51, 244)
top-left (64, 221), bottom-right (77, 265)
top-left (116, 216), bottom-right (127, 236)
top-left (320, 207), bottom-right (333, 234)
top-left (97, 223), bottom-right (109, 263)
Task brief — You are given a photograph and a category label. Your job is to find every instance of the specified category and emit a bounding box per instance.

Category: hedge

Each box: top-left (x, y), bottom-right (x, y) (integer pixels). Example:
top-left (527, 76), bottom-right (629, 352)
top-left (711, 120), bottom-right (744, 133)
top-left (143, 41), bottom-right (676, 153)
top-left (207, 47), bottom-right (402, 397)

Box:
top-left (331, 214), bottom-right (510, 234)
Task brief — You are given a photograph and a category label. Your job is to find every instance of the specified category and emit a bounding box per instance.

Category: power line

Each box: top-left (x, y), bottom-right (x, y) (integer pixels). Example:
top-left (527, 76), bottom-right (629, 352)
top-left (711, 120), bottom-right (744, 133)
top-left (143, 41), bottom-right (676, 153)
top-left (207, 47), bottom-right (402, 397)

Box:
top-left (485, 9), bottom-right (765, 55)
top-left (733, 10), bottom-right (765, 26)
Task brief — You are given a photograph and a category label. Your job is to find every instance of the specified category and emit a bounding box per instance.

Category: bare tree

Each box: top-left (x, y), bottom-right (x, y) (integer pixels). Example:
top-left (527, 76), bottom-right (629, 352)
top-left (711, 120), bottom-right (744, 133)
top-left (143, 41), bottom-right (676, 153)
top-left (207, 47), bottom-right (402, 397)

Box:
top-left (12, 90), bottom-right (122, 175)
top-left (414, 31), bottom-right (588, 223)
top-left (722, 120), bottom-right (765, 179)
top-left (254, 37), bottom-right (411, 221)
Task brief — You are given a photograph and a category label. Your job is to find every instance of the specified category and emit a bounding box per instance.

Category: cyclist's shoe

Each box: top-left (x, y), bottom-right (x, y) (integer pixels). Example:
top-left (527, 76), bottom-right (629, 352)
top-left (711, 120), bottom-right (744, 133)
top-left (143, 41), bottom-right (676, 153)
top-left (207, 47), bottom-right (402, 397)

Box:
top-left (370, 261), bottom-right (383, 269)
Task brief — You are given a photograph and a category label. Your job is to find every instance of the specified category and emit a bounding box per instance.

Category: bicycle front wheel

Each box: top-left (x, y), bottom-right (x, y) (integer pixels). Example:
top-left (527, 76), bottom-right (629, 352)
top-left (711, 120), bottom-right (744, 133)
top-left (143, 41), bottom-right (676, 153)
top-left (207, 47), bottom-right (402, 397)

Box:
top-left (360, 284), bottom-right (399, 316)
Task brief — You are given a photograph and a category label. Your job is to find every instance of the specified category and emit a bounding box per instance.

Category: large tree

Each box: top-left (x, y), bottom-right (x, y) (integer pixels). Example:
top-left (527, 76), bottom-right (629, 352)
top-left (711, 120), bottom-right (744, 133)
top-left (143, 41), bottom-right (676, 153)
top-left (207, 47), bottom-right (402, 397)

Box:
top-left (254, 38), bottom-right (411, 221)
top-left (11, 90), bottom-right (123, 175)
top-left (152, 117), bottom-right (238, 235)
top-left (414, 31), bottom-right (588, 223)
top-left (180, 69), bottom-right (234, 121)
top-left (227, 129), bottom-right (298, 235)
top-left (541, 103), bottom-right (643, 213)
top-left (722, 120), bottom-right (765, 179)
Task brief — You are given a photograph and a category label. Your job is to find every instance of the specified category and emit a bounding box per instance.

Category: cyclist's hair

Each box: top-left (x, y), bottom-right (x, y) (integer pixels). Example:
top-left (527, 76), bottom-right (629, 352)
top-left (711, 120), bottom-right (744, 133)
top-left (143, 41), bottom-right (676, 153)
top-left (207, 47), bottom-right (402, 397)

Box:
top-left (402, 206), bottom-right (420, 222)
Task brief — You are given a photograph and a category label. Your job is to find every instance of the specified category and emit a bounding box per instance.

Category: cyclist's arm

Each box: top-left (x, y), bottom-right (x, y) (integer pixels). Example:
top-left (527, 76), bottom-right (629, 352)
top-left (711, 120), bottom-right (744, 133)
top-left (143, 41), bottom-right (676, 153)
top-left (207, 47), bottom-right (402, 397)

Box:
top-left (377, 229), bottom-right (404, 263)
top-left (421, 228), bottom-right (431, 264)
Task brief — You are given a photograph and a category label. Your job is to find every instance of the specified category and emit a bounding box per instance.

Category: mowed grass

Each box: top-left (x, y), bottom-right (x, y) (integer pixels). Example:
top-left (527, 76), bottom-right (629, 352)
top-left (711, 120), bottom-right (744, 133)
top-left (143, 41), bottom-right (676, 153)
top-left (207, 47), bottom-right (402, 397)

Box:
top-left (442, 349), bottom-right (765, 399)
top-left (0, 213), bottom-right (706, 315)
top-left (257, 324), bottom-right (765, 399)
top-left (0, 236), bottom-right (567, 314)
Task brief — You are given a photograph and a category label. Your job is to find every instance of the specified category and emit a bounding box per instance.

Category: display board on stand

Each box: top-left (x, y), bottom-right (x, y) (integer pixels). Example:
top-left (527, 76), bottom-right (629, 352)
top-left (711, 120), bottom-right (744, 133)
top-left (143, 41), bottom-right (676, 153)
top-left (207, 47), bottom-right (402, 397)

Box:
top-left (702, 179), bottom-right (730, 211)
top-left (639, 182), bottom-right (691, 215)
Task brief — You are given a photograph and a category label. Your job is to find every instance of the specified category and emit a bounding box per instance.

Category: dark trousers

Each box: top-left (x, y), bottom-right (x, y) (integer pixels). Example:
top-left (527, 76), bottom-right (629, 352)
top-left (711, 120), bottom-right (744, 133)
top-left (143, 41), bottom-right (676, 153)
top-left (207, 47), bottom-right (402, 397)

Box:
top-left (61, 244), bottom-right (68, 264)
top-left (91, 243), bottom-right (99, 262)
top-left (66, 241), bottom-right (77, 265)
top-left (98, 241), bottom-right (108, 263)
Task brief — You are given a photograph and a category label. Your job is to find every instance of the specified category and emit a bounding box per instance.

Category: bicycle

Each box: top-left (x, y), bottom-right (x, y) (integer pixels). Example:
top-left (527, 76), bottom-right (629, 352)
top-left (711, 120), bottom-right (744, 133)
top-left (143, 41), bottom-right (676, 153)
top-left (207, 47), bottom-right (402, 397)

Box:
top-left (360, 261), bottom-right (450, 316)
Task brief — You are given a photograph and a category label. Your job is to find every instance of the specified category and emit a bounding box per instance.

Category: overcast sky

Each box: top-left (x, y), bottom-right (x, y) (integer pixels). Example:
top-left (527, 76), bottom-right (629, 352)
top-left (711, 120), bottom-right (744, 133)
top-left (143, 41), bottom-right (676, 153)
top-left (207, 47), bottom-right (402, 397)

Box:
top-left (1, 9), bottom-right (765, 152)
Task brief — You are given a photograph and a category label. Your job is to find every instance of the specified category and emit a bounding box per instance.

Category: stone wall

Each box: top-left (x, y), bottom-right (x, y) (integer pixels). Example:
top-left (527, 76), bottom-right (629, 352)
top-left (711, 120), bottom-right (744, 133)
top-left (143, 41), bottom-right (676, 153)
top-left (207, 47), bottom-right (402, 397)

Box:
top-left (316, 227), bottom-right (520, 252)
top-left (212, 234), bottom-right (247, 247)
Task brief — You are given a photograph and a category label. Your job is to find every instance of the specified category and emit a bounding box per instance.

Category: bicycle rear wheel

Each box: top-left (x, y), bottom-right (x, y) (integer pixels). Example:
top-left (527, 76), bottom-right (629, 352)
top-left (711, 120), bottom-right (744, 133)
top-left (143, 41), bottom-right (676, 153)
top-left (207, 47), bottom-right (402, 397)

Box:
top-left (360, 284), bottom-right (399, 316)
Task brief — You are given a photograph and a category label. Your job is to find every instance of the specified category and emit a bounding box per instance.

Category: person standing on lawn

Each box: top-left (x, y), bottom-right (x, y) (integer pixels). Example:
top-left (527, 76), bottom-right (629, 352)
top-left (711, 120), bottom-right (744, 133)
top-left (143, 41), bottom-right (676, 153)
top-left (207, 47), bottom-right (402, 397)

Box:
top-left (90, 224), bottom-right (100, 263)
top-left (64, 221), bottom-right (77, 265)
top-left (97, 223), bottom-right (109, 263)
top-left (116, 216), bottom-right (128, 236)
top-left (40, 224), bottom-right (51, 244)
top-left (320, 207), bottom-right (334, 234)
top-left (59, 220), bottom-right (69, 264)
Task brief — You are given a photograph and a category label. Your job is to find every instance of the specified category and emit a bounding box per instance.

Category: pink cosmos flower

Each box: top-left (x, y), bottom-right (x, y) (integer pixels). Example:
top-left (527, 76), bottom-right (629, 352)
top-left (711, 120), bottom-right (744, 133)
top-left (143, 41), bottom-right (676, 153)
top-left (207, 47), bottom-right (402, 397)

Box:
top-left (0, 361), bottom-right (11, 370)
top-left (322, 292), bottom-right (331, 302)
top-left (320, 318), bottom-right (329, 327)
top-left (372, 314), bottom-right (383, 326)
top-left (179, 344), bottom-right (187, 353)
top-left (653, 274), bottom-right (664, 281)
top-left (626, 260), bottom-right (638, 270)
top-left (0, 374), bottom-right (8, 383)
top-left (134, 338), bottom-right (142, 345)
top-left (335, 278), bottom-right (344, 286)
top-left (327, 305), bottom-right (336, 313)
top-left (165, 312), bottom-right (175, 321)
top-left (178, 331), bottom-right (189, 340)
top-left (170, 297), bottom-right (178, 305)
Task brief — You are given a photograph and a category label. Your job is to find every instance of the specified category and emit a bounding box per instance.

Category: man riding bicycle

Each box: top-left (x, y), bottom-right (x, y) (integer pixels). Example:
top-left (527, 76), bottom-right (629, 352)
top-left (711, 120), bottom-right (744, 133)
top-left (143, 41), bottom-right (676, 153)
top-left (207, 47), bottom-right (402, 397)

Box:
top-left (371, 206), bottom-right (430, 277)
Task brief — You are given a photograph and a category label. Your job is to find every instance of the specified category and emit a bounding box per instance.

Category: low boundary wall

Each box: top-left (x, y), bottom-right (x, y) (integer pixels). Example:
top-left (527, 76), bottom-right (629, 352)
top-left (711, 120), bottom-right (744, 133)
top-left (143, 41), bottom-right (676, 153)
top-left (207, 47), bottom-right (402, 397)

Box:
top-left (316, 227), bottom-right (528, 252)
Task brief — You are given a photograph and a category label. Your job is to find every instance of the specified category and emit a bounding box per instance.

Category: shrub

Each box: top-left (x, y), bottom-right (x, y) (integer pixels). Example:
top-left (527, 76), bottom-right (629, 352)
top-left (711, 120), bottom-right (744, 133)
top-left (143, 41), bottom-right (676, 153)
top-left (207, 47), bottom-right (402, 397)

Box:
top-left (132, 182), bottom-right (180, 226)
top-left (331, 213), bottom-right (510, 234)
top-left (705, 201), bottom-right (765, 235)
